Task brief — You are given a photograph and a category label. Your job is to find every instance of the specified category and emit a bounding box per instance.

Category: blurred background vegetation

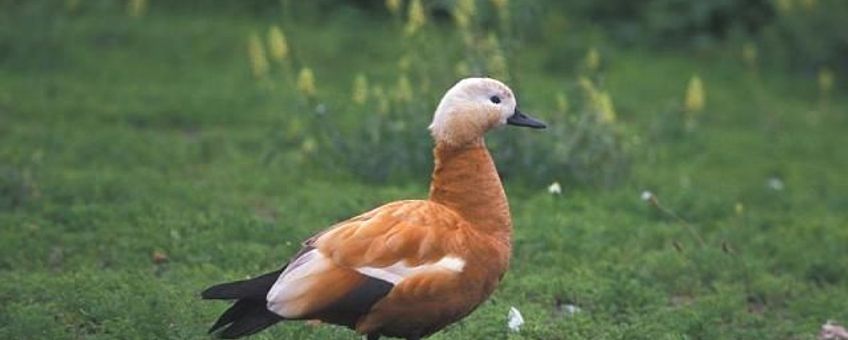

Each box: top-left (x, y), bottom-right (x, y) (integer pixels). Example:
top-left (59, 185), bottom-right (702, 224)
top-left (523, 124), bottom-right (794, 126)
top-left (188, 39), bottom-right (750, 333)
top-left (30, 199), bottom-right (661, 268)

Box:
top-left (0, 0), bottom-right (846, 338)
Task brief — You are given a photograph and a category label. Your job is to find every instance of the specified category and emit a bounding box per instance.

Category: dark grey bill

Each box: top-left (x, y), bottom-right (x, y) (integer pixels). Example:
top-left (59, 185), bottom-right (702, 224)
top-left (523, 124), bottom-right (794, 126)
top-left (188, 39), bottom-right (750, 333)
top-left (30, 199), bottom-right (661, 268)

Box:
top-left (507, 108), bottom-right (546, 129)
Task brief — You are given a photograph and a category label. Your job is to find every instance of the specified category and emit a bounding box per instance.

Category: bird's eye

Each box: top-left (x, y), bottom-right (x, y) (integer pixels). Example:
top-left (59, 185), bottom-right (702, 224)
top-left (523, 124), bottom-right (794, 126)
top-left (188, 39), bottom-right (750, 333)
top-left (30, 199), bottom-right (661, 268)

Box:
top-left (490, 96), bottom-right (501, 104)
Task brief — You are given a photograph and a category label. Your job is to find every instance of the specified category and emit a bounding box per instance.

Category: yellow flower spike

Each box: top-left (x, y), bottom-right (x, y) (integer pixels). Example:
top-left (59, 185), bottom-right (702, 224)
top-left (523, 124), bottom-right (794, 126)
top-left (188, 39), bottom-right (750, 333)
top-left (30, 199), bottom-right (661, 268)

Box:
top-left (585, 47), bottom-right (600, 73)
top-left (395, 75), bottom-right (413, 103)
top-left (579, 77), bottom-right (616, 124)
top-left (301, 137), bottom-right (317, 154)
top-left (742, 43), bottom-right (757, 69)
top-left (127, 0), bottom-right (147, 18)
top-left (684, 75), bottom-right (705, 114)
top-left (491, 0), bottom-right (508, 11)
top-left (556, 92), bottom-right (569, 114)
top-left (491, 0), bottom-right (510, 25)
top-left (735, 202), bottom-right (744, 215)
top-left (818, 67), bottom-right (834, 95)
top-left (386, 0), bottom-right (403, 16)
top-left (352, 74), bottom-right (369, 105)
top-left (267, 25), bottom-right (289, 63)
top-left (405, 0), bottom-right (427, 36)
top-left (454, 12), bottom-right (470, 29)
top-left (578, 76), bottom-right (599, 99)
top-left (297, 67), bottom-right (317, 98)
top-left (454, 0), bottom-right (476, 29)
top-left (458, 0), bottom-right (476, 16)
top-left (247, 32), bottom-right (270, 79)
top-left (597, 92), bottom-right (617, 123)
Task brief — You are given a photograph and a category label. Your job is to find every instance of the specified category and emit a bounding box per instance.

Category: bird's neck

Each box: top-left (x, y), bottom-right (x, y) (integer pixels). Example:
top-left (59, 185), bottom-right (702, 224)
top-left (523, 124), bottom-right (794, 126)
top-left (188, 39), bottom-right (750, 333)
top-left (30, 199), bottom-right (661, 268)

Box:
top-left (428, 139), bottom-right (512, 243)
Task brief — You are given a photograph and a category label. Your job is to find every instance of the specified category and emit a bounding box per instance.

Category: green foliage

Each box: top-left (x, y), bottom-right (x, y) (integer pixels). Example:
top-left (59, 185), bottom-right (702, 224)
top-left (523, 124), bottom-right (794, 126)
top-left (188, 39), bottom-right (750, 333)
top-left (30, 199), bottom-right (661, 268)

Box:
top-left (548, 0), bottom-right (847, 75)
top-left (255, 0), bottom-right (633, 186)
top-left (758, 0), bottom-right (848, 73)
top-left (490, 79), bottom-right (632, 187)
top-left (0, 166), bottom-right (36, 210)
top-left (564, 0), bottom-right (773, 46)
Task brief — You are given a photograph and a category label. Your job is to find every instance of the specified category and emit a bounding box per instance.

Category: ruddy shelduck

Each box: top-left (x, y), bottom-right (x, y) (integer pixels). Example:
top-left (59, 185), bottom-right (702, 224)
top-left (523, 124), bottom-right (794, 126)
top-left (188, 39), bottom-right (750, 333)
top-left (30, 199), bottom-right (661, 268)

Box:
top-left (202, 77), bottom-right (546, 339)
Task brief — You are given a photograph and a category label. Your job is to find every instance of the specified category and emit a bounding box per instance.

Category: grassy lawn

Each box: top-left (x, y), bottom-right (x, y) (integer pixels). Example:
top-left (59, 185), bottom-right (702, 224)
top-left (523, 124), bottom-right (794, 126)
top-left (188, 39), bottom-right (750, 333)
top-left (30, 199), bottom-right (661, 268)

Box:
top-left (1, 2), bottom-right (847, 339)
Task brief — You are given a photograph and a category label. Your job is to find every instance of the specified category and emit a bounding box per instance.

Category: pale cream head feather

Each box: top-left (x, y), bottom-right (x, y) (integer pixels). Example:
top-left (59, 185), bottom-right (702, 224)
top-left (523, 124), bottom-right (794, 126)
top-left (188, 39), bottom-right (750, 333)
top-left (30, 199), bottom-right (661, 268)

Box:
top-left (429, 78), bottom-right (517, 146)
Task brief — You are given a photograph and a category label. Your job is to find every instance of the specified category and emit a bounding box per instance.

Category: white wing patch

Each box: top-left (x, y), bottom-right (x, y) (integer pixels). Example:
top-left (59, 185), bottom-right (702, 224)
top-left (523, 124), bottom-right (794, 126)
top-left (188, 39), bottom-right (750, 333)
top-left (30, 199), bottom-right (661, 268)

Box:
top-left (356, 256), bottom-right (466, 285)
top-left (266, 249), bottom-right (333, 318)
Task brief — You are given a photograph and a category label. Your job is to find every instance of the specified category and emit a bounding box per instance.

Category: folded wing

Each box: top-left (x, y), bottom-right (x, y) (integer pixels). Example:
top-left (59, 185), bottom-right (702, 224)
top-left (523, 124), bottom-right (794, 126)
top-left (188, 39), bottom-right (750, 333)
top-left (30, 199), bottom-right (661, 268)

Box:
top-left (265, 200), bottom-right (470, 328)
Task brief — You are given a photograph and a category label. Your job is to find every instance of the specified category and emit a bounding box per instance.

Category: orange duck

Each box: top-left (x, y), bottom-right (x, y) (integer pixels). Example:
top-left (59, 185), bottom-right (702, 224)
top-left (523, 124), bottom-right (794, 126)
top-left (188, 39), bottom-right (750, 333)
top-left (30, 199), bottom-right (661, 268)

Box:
top-left (202, 77), bottom-right (546, 339)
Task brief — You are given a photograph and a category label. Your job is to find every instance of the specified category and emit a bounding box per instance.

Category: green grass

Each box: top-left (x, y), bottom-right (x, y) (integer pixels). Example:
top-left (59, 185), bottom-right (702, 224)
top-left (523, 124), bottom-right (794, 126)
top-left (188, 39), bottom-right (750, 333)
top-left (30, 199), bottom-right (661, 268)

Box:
top-left (2, 2), bottom-right (847, 339)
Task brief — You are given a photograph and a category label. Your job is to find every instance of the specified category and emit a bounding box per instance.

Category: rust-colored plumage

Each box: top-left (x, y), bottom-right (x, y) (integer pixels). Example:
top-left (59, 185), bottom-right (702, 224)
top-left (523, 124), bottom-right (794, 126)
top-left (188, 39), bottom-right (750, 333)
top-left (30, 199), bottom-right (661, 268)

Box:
top-left (202, 78), bottom-right (545, 339)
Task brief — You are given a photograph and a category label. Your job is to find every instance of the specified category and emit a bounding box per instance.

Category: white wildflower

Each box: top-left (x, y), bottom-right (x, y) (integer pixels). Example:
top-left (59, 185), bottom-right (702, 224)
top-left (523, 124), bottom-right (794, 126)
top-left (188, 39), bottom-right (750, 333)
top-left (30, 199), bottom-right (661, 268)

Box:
top-left (641, 190), bottom-right (659, 208)
top-left (548, 182), bottom-right (562, 195)
top-left (507, 306), bottom-right (524, 332)
top-left (767, 177), bottom-right (784, 191)
top-left (820, 320), bottom-right (848, 340)
top-left (315, 103), bottom-right (327, 115)
top-left (563, 304), bottom-right (582, 316)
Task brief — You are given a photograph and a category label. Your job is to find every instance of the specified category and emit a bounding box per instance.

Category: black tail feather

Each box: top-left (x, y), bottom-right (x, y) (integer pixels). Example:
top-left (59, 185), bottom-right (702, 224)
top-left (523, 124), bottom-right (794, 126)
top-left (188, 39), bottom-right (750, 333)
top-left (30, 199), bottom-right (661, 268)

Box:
top-left (202, 268), bottom-right (286, 338)
top-left (208, 299), bottom-right (254, 333)
top-left (201, 269), bottom-right (284, 300)
top-left (211, 299), bottom-right (283, 339)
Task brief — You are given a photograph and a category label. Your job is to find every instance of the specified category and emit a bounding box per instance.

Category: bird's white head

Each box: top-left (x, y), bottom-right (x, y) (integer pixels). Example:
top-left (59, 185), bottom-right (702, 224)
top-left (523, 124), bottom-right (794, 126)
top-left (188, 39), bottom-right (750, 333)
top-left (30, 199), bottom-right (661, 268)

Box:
top-left (429, 77), bottom-right (545, 146)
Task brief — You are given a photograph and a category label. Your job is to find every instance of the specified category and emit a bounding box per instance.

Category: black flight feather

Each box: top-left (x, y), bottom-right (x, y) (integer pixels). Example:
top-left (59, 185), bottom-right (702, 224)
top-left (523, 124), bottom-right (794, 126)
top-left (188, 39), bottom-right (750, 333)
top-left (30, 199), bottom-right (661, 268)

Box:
top-left (202, 268), bottom-right (285, 338)
top-left (309, 276), bottom-right (393, 329)
top-left (215, 299), bottom-right (283, 339)
top-left (201, 268), bottom-right (284, 300)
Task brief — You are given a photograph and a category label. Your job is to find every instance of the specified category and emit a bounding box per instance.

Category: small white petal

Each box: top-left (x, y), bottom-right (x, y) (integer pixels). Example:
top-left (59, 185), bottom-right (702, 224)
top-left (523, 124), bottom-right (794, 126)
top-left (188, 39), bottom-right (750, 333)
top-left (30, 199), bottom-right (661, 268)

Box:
top-left (507, 306), bottom-right (524, 332)
top-left (641, 190), bottom-right (654, 201)
top-left (315, 104), bottom-right (327, 114)
top-left (820, 320), bottom-right (848, 340)
top-left (563, 304), bottom-right (581, 315)
top-left (548, 182), bottom-right (562, 195)
top-left (767, 177), bottom-right (784, 191)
